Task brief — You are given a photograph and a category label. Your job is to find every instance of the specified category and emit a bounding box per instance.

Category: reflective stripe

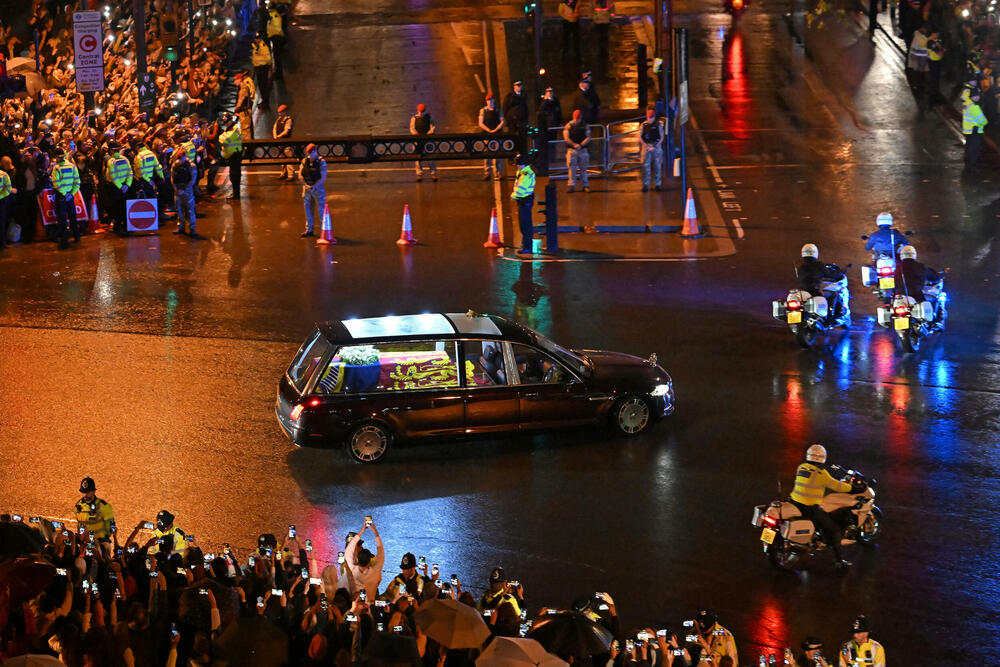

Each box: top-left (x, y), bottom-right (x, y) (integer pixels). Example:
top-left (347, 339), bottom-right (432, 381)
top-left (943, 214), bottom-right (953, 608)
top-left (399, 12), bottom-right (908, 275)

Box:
top-left (963, 104), bottom-right (987, 134)
top-left (0, 171), bottom-right (11, 199)
top-left (53, 162), bottom-right (80, 195)
top-left (513, 167), bottom-right (535, 198)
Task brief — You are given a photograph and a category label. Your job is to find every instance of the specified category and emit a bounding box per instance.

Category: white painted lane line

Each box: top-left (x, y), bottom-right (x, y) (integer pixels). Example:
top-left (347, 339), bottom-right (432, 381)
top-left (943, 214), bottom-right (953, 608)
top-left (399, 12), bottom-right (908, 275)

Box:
top-left (474, 73), bottom-right (486, 94)
top-left (688, 115), bottom-right (725, 187)
top-left (732, 218), bottom-right (744, 240)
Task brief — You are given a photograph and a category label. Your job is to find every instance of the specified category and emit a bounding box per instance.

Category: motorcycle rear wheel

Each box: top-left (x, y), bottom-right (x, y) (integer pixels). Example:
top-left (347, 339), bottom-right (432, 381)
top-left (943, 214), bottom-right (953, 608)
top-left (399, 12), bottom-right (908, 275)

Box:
top-left (795, 324), bottom-right (817, 349)
top-left (767, 537), bottom-right (801, 571)
top-left (899, 330), bottom-right (921, 353)
top-left (857, 507), bottom-right (883, 546)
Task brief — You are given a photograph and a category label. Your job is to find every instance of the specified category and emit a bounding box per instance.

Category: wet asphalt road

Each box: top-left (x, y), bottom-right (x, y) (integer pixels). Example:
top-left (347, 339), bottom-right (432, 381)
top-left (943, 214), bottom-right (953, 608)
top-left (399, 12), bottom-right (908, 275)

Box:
top-left (2, 1), bottom-right (1000, 663)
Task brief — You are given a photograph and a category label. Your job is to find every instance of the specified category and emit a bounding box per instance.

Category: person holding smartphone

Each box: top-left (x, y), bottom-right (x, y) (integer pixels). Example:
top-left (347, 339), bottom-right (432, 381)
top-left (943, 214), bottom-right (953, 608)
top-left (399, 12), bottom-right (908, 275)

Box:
top-left (691, 610), bottom-right (738, 666)
top-left (383, 552), bottom-right (432, 601)
top-left (478, 567), bottom-right (522, 617)
top-left (344, 517), bottom-right (385, 602)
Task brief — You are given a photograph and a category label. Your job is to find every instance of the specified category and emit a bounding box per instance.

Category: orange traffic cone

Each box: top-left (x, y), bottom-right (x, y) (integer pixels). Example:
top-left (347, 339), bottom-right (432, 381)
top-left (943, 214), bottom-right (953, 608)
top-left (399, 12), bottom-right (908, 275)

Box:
top-left (679, 188), bottom-right (705, 238)
top-left (483, 207), bottom-right (502, 248)
top-left (396, 204), bottom-right (417, 245)
top-left (316, 203), bottom-right (337, 245)
top-left (87, 194), bottom-right (104, 234)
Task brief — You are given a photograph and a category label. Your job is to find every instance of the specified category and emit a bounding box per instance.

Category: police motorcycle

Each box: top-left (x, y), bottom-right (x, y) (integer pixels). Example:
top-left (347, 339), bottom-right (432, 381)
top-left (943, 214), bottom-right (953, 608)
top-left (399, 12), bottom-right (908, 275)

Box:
top-left (876, 249), bottom-right (948, 353)
top-left (772, 246), bottom-right (851, 349)
top-left (859, 214), bottom-right (913, 306)
top-left (751, 466), bottom-right (882, 571)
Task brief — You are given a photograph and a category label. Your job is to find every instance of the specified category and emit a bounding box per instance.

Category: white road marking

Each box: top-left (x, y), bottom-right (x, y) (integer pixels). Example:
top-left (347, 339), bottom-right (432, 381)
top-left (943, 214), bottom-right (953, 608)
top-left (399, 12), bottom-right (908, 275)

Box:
top-left (474, 73), bottom-right (486, 93)
top-left (733, 218), bottom-right (745, 240)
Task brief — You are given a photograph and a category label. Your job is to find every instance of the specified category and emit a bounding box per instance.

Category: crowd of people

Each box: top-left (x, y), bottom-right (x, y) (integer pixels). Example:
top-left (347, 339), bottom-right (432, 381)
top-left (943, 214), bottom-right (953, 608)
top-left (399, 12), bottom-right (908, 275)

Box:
top-left (0, 0), bottom-right (291, 248)
top-left (0, 477), bottom-right (887, 667)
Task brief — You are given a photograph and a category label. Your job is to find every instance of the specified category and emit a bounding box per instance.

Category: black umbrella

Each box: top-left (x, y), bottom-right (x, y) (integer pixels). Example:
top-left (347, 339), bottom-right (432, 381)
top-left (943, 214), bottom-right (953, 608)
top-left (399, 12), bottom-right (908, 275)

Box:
top-left (526, 612), bottom-right (613, 661)
top-left (215, 616), bottom-right (289, 667)
top-left (363, 632), bottom-right (421, 666)
top-left (0, 523), bottom-right (46, 560)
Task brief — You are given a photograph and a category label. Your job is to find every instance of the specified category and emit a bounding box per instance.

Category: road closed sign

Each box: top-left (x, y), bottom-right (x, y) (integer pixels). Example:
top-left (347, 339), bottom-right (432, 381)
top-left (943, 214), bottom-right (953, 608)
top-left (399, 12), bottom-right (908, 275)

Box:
top-left (126, 198), bottom-right (159, 232)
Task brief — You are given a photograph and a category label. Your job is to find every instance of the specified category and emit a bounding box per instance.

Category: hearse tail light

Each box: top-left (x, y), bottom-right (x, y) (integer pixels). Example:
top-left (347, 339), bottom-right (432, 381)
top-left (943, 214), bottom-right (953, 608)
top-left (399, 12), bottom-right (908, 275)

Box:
top-left (289, 399), bottom-right (320, 421)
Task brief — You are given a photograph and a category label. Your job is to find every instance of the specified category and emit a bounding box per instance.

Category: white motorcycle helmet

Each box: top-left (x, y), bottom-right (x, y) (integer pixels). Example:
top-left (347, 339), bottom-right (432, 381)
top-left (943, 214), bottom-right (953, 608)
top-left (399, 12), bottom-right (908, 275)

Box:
top-left (801, 243), bottom-right (819, 259)
top-left (876, 212), bottom-right (894, 227)
top-left (900, 245), bottom-right (917, 260)
top-left (806, 444), bottom-right (827, 463)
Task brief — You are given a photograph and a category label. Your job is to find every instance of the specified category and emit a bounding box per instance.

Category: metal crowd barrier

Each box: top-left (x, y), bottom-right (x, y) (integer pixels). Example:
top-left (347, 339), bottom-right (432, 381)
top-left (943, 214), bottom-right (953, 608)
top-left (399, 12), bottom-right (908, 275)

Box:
top-left (546, 117), bottom-right (665, 178)
top-left (544, 124), bottom-right (607, 180)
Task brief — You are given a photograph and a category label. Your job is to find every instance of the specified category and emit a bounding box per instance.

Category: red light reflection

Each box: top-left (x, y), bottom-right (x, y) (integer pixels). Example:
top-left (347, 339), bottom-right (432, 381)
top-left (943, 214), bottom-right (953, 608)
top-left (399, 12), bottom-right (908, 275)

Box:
top-left (722, 30), bottom-right (751, 143)
top-left (749, 594), bottom-right (790, 657)
top-left (778, 375), bottom-right (809, 468)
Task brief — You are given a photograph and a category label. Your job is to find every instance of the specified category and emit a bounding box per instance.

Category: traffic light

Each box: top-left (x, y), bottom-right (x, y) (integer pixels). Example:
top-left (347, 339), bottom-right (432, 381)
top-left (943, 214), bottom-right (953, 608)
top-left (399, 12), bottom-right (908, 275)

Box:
top-left (524, 0), bottom-right (537, 15)
top-left (164, 46), bottom-right (178, 62)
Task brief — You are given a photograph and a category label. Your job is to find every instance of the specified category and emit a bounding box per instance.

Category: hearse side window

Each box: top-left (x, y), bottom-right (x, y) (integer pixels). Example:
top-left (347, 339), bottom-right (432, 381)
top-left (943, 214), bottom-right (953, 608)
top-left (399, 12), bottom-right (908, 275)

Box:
top-left (287, 330), bottom-right (333, 392)
top-left (315, 341), bottom-right (460, 394)
top-left (510, 344), bottom-right (566, 384)
top-left (463, 340), bottom-right (508, 387)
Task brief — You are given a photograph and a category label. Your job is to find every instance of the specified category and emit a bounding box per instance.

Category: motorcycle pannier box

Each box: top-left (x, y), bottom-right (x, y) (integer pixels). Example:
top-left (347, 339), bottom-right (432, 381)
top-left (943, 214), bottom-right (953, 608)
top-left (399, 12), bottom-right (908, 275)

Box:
top-left (772, 301), bottom-right (786, 319)
top-left (806, 296), bottom-right (828, 318)
top-left (752, 504), bottom-right (768, 527)
top-left (861, 266), bottom-right (876, 287)
top-left (780, 519), bottom-right (814, 545)
top-left (877, 306), bottom-right (892, 327)
top-left (915, 301), bottom-right (933, 321)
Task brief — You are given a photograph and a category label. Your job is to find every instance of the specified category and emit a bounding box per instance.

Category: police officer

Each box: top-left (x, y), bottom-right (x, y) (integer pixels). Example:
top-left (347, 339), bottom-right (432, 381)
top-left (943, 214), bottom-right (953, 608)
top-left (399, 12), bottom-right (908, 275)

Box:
top-left (927, 31), bottom-right (945, 107)
top-left (0, 163), bottom-right (14, 249)
top-left (273, 105), bottom-right (295, 180)
top-left (219, 118), bottom-right (244, 200)
top-left (410, 103), bottom-right (437, 182)
top-left (234, 72), bottom-right (256, 141)
top-left (74, 477), bottom-right (116, 555)
top-left (573, 76), bottom-right (600, 124)
top-left (798, 243), bottom-right (850, 322)
top-left (510, 152), bottom-right (536, 255)
top-left (267, 3), bottom-right (286, 77)
top-left (148, 510), bottom-right (188, 555)
top-left (382, 552), bottom-right (432, 600)
top-left (478, 93), bottom-right (506, 180)
top-left (132, 140), bottom-right (163, 200)
top-left (104, 142), bottom-right (133, 234)
top-left (503, 81), bottom-right (529, 135)
top-left (51, 148), bottom-right (81, 249)
top-left (298, 143), bottom-right (327, 237)
top-left (691, 610), bottom-right (738, 666)
top-left (797, 637), bottom-right (830, 667)
top-left (563, 109), bottom-right (590, 193)
top-left (171, 149), bottom-right (197, 236)
top-left (863, 212), bottom-right (909, 260)
top-left (478, 567), bottom-right (522, 616)
top-left (962, 90), bottom-right (988, 172)
top-left (251, 36), bottom-right (273, 110)
top-left (895, 245), bottom-right (945, 327)
top-left (789, 443), bottom-right (854, 569)
top-left (839, 616), bottom-right (885, 667)
top-left (639, 106), bottom-right (664, 192)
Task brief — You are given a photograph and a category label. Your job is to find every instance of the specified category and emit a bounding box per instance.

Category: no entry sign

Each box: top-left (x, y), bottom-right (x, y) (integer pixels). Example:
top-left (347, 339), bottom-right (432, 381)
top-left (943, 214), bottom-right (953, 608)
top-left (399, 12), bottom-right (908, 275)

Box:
top-left (126, 198), bottom-right (159, 232)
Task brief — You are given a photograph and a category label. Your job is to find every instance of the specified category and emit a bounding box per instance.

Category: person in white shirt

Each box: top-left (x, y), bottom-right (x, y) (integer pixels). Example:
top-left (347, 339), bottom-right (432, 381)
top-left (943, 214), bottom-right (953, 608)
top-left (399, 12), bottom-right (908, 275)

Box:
top-left (345, 518), bottom-right (385, 601)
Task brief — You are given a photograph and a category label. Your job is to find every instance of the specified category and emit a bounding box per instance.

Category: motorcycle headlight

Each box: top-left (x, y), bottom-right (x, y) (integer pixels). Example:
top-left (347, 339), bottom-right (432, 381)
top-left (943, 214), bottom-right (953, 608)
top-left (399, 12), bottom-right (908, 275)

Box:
top-left (651, 383), bottom-right (672, 398)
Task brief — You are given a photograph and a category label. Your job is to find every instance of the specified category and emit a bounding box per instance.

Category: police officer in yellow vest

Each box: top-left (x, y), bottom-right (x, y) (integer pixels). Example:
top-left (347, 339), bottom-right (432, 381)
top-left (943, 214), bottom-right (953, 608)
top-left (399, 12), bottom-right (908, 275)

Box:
top-left (0, 165), bottom-right (14, 250)
top-left (104, 142), bottom-right (133, 234)
top-left (252, 37), bottom-right (273, 110)
top-left (478, 567), bottom-right (523, 616)
top-left (790, 444), bottom-right (853, 569)
top-left (510, 153), bottom-right (536, 255)
top-left (51, 147), bottom-right (82, 249)
top-left (839, 615), bottom-right (885, 667)
top-left (267, 4), bottom-right (286, 77)
top-left (963, 90), bottom-right (988, 173)
top-left (132, 140), bottom-right (164, 200)
top-left (927, 31), bottom-right (945, 107)
top-left (220, 117), bottom-right (244, 200)
top-left (149, 509), bottom-right (188, 555)
top-left (75, 477), bottom-right (116, 553)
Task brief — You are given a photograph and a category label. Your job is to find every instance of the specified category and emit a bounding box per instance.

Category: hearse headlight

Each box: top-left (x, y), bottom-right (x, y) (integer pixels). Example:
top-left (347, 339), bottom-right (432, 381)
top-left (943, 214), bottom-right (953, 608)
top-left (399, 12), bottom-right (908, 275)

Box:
top-left (651, 383), bottom-right (672, 398)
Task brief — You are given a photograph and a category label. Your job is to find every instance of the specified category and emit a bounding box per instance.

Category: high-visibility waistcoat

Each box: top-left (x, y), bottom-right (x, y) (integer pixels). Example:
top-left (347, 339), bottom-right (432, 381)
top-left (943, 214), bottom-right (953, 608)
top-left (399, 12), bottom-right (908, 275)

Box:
top-left (220, 128), bottom-right (243, 159)
top-left (134, 147), bottom-right (163, 181)
top-left (150, 525), bottom-right (188, 555)
top-left (252, 40), bottom-right (272, 66)
top-left (74, 497), bottom-right (115, 539)
top-left (106, 154), bottom-right (133, 188)
top-left (53, 159), bottom-right (81, 196)
top-left (178, 140), bottom-right (196, 163)
top-left (511, 165), bottom-right (536, 200)
top-left (963, 102), bottom-right (988, 135)
top-left (928, 39), bottom-right (944, 61)
top-left (790, 461), bottom-right (852, 505)
top-left (267, 9), bottom-right (283, 37)
top-left (0, 170), bottom-right (11, 199)
top-left (839, 639), bottom-right (885, 667)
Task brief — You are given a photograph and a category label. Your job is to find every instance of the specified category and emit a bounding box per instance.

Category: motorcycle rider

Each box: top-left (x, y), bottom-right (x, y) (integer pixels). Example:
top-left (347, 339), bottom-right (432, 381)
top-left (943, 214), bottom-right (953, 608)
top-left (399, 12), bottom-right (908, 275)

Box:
top-left (839, 615), bottom-right (885, 667)
top-left (864, 212), bottom-right (909, 260)
top-left (789, 444), bottom-right (854, 569)
top-left (894, 245), bottom-right (945, 327)
top-left (797, 243), bottom-right (851, 324)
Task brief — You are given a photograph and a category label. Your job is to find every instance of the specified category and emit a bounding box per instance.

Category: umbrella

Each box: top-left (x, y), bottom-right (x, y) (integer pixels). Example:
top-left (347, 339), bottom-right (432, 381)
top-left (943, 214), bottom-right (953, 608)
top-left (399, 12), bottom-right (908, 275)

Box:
top-left (363, 632), bottom-right (421, 665)
top-left (215, 616), bottom-right (289, 667)
top-left (476, 637), bottom-right (568, 667)
top-left (526, 612), bottom-right (613, 661)
top-left (0, 523), bottom-right (46, 559)
top-left (1, 655), bottom-right (67, 666)
top-left (413, 598), bottom-right (491, 649)
top-left (0, 558), bottom-right (56, 604)
top-left (18, 72), bottom-right (47, 97)
top-left (5, 58), bottom-right (38, 73)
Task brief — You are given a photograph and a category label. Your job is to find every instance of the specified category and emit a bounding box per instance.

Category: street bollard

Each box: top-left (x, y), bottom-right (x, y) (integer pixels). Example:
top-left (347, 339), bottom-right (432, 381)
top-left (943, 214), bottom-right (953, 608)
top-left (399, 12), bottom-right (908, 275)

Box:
top-left (542, 182), bottom-right (558, 254)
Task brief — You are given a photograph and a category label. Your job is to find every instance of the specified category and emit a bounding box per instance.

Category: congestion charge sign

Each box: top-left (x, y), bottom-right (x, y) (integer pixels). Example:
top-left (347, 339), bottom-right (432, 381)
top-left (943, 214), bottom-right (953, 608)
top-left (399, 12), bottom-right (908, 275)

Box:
top-left (73, 11), bottom-right (105, 92)
top-left (126, 199), bottom-right (159, 232)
